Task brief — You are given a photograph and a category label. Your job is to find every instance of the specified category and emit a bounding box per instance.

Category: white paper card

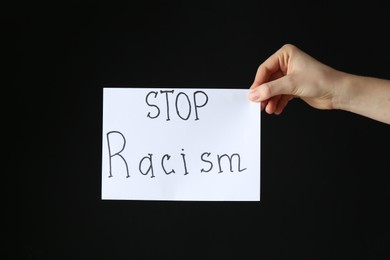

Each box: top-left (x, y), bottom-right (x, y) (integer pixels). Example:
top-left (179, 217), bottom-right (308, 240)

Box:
top-left (102, 88), bottom-right (260, 201)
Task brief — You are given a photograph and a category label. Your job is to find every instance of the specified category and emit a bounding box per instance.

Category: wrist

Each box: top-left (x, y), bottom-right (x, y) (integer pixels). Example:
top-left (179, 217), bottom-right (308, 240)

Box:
top-left (331, 71), bottom-right (356, 111)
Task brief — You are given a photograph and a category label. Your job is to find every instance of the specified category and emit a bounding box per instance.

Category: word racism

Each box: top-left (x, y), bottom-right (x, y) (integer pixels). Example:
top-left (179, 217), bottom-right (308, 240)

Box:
top-left (105, 90), bottom-right (247, 178)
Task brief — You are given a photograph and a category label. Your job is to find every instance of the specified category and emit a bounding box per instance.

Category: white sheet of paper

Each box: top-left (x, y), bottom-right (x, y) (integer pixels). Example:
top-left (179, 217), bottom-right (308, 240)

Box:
top-left (102, 88), bottom-right (260, 201)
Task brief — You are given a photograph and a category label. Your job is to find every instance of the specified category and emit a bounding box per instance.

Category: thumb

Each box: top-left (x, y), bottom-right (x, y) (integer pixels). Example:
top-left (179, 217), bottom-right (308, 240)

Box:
top-left (249, 75), bottom-right (297, 101)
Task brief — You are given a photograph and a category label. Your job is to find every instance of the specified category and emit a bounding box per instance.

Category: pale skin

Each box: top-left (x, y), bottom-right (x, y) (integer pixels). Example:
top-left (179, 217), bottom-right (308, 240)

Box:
top-left (248, 44), bottom-right (390, 125)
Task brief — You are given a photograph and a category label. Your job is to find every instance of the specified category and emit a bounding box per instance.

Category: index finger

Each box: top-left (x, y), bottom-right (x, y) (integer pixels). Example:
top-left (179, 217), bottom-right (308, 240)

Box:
top-left (250, 45), bottom-right (291, 90)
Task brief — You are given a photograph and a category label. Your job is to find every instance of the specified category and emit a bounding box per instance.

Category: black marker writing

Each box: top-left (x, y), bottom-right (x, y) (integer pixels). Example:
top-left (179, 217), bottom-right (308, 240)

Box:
top-left (181, 149), bottom-right (189, 175)
top-left (106, 134), bottom-right (248, 178)
top-left (217, 153), bottom-right (247, 173)
top-left (145, 90), bottom-right (209, 121)
top-left (160, 90), bottom-right (174, 121)
top-left (146, 91), bottom-right (160, 119)
top-left (139, 154), bottom-right (155, 178)
top-left (161, 154), bottom-right (175, 175)
top-left (106, 131), bottom-right (130, 178)
top-left (175, 92), bottom-right (192, 120)
top-left (193, 91), bottom-right (208, 120)
top-left (200, 152), bottom-right (213, 173)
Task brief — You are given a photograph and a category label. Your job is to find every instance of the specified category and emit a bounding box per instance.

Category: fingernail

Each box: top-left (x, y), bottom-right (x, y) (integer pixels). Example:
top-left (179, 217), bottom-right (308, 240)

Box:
top-left (249, 90), bottom-right (260, 101)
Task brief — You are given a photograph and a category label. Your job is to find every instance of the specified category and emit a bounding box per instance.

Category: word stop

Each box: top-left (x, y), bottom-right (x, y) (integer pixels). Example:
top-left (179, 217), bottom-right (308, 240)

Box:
top-left (145, 90), bottom-right (209, 121)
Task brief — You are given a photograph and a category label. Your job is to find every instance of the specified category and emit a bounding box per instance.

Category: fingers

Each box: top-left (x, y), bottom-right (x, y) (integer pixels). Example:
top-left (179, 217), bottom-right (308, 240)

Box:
top-left (249, 44), bottom-right (300, 114)
top-left (249, 75), bottom-right (297, 102)
top-left (250, 45), bottom-right (291, 90)
top-left (274, 95), bottom-right (293, 115)
top-left (261, 94), bottom-right (293, 115)
top-left (249, 75), bottom-right (297, 115)
top-left (264, 95), bottom-right (282, 114)
top-left (250, 54), bottom-right (281, 90)
top-left (261, 100), bottom-right (267, 110)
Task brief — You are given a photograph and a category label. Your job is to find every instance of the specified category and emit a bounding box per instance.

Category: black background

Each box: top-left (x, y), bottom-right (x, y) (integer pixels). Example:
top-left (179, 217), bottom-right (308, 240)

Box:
top-left (3, 1), bottom-right (390, 259)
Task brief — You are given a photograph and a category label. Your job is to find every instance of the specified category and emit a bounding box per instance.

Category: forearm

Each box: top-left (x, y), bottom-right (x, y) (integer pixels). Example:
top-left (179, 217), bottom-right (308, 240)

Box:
top-left (333, 72), bottom-right (390, 124)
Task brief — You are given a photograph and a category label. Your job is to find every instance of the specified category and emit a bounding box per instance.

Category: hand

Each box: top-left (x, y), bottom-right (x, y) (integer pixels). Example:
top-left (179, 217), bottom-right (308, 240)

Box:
top-left (249, 44), bottom-right (342, 115)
